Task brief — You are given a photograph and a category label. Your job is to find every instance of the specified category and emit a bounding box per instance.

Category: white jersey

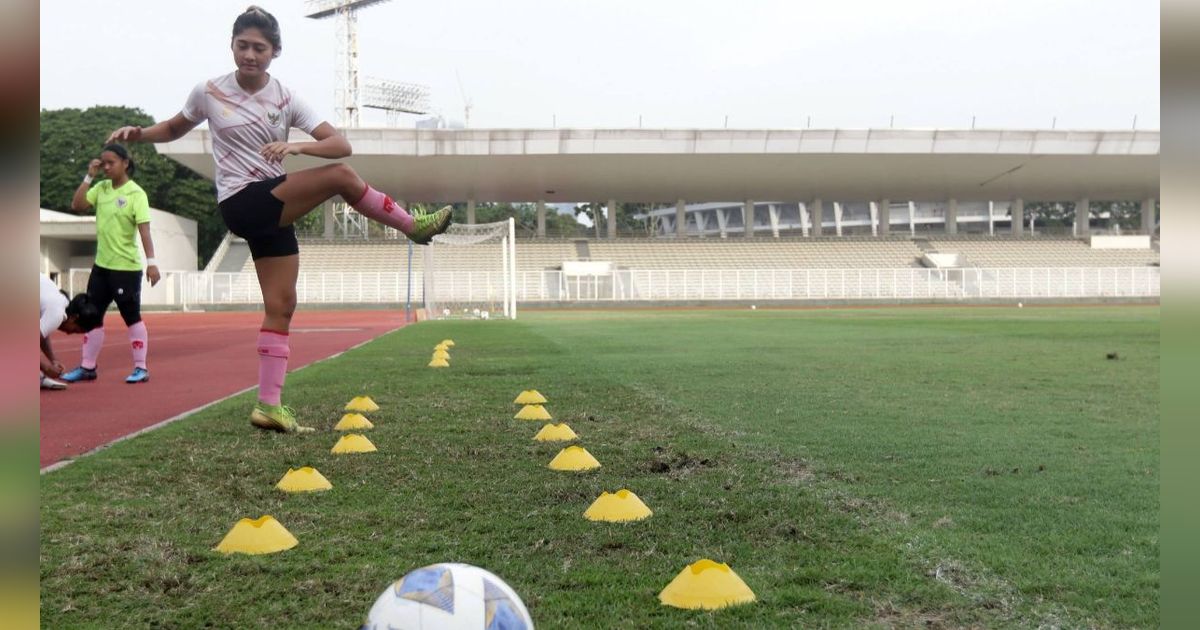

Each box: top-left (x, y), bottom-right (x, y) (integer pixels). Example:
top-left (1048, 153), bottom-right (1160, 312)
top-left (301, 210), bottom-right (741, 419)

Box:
top-left (40, 275), bottom-right (68, 338)
top-left (181, 72), bottom-right (325, 202)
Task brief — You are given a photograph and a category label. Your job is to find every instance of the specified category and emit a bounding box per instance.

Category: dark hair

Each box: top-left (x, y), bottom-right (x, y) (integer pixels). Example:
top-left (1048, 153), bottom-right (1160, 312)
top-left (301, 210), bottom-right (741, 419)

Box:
top-left (233, 5), bottom-right (282, 56)
top-left (101, 143), bottom-right (136, 176)
top-left (65, 293), bottom-right (103, 332)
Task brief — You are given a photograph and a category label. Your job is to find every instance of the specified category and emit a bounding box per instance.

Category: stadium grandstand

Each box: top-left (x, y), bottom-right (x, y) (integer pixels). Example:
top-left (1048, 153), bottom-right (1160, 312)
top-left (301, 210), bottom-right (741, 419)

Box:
top-left (88, 126), bottom-right (1160, 311)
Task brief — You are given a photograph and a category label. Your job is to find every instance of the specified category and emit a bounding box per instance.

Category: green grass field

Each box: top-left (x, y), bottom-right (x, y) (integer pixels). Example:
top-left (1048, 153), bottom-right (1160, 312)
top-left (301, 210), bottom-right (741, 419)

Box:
top-left (40, 306), bottom-right (1159, 628)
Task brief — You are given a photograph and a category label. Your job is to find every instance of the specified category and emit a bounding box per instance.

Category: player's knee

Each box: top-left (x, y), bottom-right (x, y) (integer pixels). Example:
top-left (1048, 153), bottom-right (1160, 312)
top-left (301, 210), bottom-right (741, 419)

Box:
top-left (266, 294), bottom-right (297, 321)
top-left (330, 163), bottom-right (360, 195)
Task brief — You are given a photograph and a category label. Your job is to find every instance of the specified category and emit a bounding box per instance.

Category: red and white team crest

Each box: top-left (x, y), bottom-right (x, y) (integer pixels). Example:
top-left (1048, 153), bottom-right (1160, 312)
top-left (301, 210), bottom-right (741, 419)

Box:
top-left (131, 340), bottom-right (145, 350)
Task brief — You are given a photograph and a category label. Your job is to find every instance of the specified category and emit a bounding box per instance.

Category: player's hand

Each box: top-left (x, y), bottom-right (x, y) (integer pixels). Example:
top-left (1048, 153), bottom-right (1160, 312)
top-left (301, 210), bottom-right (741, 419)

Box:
top-left (147, 265), bottom-right (161, 287)
top-left (260, 142), bottom-right (299, 163)
top-left (53, 362), bottom-right (65, 377)
top-left (86, 158), bottom-right (102, 177)
top-left (107, 126), bottom-right (142, 144)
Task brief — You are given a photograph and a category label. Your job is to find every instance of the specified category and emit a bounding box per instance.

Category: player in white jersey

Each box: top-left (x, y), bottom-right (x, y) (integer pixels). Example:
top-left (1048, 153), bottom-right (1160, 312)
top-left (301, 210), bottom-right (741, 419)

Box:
top-left (107, 5), bottom-right (452, 433)
top-left (39, 275), bottom-right (104, 390)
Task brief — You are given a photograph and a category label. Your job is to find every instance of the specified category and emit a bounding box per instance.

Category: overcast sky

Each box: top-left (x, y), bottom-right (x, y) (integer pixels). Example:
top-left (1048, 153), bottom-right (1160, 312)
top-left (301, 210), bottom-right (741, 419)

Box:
top-left (41, 0), bottom-right (1158, 130)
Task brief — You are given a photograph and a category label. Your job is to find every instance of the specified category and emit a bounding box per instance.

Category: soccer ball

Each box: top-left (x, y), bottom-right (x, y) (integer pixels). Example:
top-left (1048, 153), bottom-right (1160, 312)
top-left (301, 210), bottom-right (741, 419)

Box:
top-left (480, 311), bottom-right (490, 320)
top-left (442, 309), bottom-right (451, 317)
top-left (362, 563), bottom-right (534, 630)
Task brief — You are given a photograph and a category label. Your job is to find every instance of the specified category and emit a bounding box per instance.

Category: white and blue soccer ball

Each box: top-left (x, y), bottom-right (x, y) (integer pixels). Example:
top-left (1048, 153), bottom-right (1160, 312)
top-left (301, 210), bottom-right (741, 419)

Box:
top-left (362, 563), bottom-right (534, 630)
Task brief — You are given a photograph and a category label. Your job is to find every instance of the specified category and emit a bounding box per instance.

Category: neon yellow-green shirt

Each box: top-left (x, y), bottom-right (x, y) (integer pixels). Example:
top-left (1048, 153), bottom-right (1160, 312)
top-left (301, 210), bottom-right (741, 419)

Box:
top-left (86, 179), bottom-right (150, 271)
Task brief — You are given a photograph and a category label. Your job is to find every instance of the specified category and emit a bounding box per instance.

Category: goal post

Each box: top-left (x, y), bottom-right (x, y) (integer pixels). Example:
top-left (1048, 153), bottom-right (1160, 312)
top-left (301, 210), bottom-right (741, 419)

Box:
top-left (423, 218), bottom-right (517, 320)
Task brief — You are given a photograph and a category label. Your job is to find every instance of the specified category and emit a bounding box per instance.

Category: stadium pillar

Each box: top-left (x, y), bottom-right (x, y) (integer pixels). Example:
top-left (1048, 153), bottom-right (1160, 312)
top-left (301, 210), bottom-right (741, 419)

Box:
top-left (323, 203), bottom-right (335, 239)
top-left (878, 198), bottom-right (891, 236)
top-left (744, 200), bottom-right (755, 238)
top-left (1141, 197), bottom-right (1156, 235)
top-left (1012, 198), bottom-right (1025, 236)
top-left (768, 204), bottom-right (780, 238)
top-left (467, 199), bottom-right (477, 225)
top-left (607, 199), bottom-right (618, 239)
top-left (811, 198), bottom-right (824, 236)
top-left (1075, 198), bottom-right (1089, 237)
top-left (536, 200), bottom-right (546, 238)
top-left (676, 199), bottom-right (687, 238)
top-left (946, 198), bottom-right (958, 234)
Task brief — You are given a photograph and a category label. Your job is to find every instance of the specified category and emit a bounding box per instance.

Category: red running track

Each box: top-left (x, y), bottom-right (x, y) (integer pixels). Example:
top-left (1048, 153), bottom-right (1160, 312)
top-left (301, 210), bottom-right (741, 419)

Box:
top-left (40, 310), bottom-right (409, 469)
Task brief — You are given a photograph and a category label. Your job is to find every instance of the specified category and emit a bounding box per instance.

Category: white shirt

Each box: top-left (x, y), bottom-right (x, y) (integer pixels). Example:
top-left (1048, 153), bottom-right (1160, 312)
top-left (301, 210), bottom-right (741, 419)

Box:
top-left (40, 275), bottom-right (68, 338)
top-left (181, 73), bottom-right (324, 202)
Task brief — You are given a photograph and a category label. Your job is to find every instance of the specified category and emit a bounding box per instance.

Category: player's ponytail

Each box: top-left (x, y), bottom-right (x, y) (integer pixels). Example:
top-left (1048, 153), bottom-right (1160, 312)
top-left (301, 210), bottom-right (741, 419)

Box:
top-left (233, 5), bottom-right (282, 56)
top-left (66, 293), bottom-right (103, 332)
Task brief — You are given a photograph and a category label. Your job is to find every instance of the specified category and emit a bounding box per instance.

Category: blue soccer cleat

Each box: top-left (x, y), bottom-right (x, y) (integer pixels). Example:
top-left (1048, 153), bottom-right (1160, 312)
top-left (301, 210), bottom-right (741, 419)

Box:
top-left (125, 367), bottom-right (150, 384)
top-left (61, 366), bottom-right (97, 382)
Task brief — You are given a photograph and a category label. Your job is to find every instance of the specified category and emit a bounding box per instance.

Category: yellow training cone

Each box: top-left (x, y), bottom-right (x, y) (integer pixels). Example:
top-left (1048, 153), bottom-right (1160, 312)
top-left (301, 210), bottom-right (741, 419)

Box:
top-left (214, 516), bottom-right (298, 555)
top-left (275, 467), bottom-right (333, 493)
top-left (658, 559), bottom-right (756, 610)
top-left (513, 390), bottom-right (548, 405)
top-left (441, 339), bottom-right (455, 347)
top-left (344, 396), bottom-right (380, 412)
top-left (533, 423), bottom-right (578, 442)
top-left (331, 434), bottom-right (377, 454)
top-left (515, 404), bottom-right (552, 421)
top-left (432, 349), bottom-right (451, 360)
top-left (548, 445), bottom-right (601, 471)
top-left (584, 489), bottom-right (653, 522)
top-left (428, 357), bottom-right (450, 368)
top-left (334, 413), bottom-right (374, 431)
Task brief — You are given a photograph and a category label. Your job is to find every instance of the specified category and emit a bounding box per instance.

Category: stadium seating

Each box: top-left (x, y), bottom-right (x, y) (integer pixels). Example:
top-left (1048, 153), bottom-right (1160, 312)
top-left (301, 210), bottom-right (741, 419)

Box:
top-left (925, 237), bottom-right (1159, 267)
top-left (228, 236), bottom-right (1158, 276)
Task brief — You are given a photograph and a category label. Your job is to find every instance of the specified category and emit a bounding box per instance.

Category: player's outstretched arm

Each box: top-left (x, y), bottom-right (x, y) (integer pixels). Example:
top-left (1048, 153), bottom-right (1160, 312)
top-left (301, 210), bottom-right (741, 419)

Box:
top-left (108, 112), bottom-right (200, 145)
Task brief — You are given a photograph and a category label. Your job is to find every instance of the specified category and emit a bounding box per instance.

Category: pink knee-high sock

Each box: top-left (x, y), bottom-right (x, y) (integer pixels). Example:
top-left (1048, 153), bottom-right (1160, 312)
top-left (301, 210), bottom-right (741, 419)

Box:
top-left (128, 321), bottom-right (148, 369)
top-left (350, 184), bottom-right (415, 233)
top-left (81, 327), bottom-right (105, 369)
top-left (256, 329), bottom-right (289, 406)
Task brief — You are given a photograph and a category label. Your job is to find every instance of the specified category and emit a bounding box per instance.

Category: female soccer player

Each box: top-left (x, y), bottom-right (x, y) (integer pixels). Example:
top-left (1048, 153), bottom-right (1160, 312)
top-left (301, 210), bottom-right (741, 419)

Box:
top-left (107, 5), bottom-right (451, 433)
top-left (61, 144), bottom-right (161, 385)
top-left (40, 274), bottom-right (104, 390)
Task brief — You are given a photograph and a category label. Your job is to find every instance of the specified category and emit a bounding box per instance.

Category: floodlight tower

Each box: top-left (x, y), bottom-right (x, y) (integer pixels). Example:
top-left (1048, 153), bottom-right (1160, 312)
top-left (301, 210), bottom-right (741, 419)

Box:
top-left (305, 0), bottom-right (394, 128)
top-left (362, 76), bottom-right (431, 127)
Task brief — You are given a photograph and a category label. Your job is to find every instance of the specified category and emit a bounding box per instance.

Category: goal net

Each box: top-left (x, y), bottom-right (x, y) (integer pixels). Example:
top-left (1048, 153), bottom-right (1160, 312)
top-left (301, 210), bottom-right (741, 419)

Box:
top-left (423, 218), bottom-right (517, 320)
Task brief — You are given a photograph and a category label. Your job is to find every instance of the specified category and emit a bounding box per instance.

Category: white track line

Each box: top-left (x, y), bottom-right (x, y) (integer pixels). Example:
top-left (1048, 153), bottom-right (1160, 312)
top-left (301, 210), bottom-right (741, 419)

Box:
top-left (40, 328), bottom-right (402, 475)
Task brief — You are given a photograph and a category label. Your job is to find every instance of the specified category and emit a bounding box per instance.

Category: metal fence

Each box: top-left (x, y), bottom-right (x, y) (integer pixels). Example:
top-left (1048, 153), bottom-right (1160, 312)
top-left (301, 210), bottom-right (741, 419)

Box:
top-left (67, 266), bottom-right (1159, 308)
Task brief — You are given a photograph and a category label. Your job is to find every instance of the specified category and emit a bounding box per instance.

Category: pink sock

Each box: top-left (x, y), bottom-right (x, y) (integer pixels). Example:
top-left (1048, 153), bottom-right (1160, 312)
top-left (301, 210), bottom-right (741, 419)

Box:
top-left (81, 327), bottom-right (105, 369)
top-left (256, 329), bottom-right (289, 406)
top-left (350, 184), bottom-right (415, 233)
top-left (128, 321), bottom-right (148, 369)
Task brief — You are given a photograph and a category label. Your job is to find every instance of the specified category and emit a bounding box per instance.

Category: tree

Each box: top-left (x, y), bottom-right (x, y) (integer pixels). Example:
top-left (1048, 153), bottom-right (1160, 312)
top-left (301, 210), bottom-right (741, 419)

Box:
top-left (40, 106), bottom-right (221, 266)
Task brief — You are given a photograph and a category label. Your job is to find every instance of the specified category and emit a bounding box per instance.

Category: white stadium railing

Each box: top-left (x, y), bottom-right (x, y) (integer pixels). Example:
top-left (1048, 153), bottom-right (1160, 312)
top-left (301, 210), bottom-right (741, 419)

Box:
top-left (67, 266), bottom-right (1159, 307)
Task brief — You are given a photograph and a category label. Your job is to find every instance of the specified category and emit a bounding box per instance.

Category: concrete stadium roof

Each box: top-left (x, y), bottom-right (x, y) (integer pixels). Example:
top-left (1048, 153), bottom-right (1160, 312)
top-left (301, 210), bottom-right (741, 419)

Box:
top-left (160, 128), bottom-right (1159, 203)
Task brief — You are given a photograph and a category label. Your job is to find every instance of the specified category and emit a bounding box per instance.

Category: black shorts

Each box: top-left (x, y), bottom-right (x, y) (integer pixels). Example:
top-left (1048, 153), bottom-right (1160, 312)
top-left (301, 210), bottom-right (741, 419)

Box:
top-left (87, 264), bottom-right (142, 326)
top-left (218, 175), bottom-right (298, 260)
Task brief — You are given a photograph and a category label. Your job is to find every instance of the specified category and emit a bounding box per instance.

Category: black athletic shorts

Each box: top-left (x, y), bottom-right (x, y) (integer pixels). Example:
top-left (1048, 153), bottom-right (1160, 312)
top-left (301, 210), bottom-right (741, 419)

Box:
top-left (87, 264), bottom-right (142, 326)
top-left (218, 174), bottom-right (298, 260)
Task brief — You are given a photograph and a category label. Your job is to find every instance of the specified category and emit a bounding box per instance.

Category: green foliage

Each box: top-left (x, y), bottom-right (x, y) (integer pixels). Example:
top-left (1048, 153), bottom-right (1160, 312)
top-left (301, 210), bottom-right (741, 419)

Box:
top-left (40, 106), bottom-right (220, 266)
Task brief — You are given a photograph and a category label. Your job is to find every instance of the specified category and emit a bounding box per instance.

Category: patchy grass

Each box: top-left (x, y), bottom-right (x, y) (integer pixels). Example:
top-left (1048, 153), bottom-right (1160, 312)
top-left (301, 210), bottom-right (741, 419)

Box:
top-left (41, 306), bottom-right (1158, 628)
